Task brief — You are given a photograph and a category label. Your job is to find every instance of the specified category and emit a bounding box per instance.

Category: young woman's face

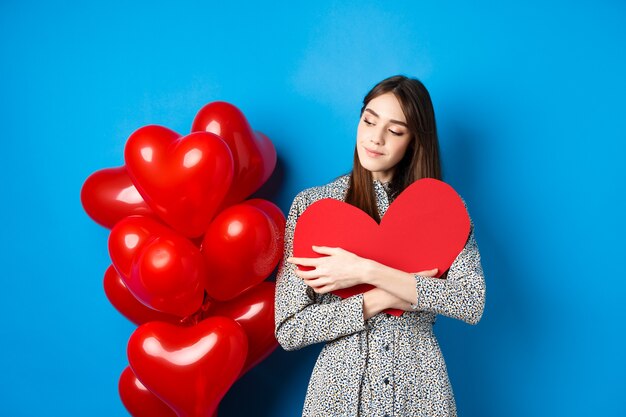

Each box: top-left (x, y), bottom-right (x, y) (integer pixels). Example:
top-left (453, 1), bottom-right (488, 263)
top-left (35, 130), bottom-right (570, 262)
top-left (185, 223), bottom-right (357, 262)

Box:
top-left (356, 92), bottom-right (412, 182)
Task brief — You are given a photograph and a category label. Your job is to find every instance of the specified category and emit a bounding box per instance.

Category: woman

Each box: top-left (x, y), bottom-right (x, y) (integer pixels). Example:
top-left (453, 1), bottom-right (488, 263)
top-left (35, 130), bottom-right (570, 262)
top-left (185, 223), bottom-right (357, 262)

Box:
top-left (274, 75), bottom-right (486, 417)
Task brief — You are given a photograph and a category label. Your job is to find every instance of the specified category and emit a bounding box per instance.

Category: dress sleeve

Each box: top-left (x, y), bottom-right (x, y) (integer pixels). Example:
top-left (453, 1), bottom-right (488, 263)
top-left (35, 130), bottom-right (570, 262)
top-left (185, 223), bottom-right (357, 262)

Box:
top-left (409, 215), bottom-right (486, 325)
top-left (274, 191), bottom-right (367, 351)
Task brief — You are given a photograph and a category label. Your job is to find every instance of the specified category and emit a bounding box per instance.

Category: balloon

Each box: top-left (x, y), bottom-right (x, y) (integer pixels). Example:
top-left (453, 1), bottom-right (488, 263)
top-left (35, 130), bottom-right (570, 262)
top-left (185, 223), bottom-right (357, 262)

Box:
top-left (128, 317), bottom-right (247, 417)
top-left (201, 203), bottom-right (282, 301)
top-left (119, 366), bottom-right (177, 417)
top-left (103, 265), bottom-right (182, 326)
top-left (81, 166), bottom-right (153, 229)
top-left (191, 102), bottom-right (276, 209)
top-left (109, 215), bottom-right (207, 317)
top-left (132, 236), bottom-right (206, 317)
top-left (203, 281), bottom-right (278, 376)
top-left (244, 198), bottom-right (286, 236)
top-left (108, 215), bottom-right (172, 281)
top-left (124, 125), bottom-right (234, 238)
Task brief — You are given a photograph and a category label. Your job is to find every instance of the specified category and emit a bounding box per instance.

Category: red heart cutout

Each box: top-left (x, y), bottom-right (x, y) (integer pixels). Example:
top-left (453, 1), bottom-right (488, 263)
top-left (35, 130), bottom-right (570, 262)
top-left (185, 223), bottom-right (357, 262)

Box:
top-left (118, 366), bottom-right (177, 417)
top-left (201, 202), bottom-right (284, 301)
top-left (191, 102), bottom-right (276, 209)
top-left (124, 125), bottom-right (234, 238)
top-left (203, 281), bottom-right (278, 376)
top-left (293, 178), bottom-right (470, 316)
top-left (103, 265), bottom-right (182, 326)
top-left (80, 166), bottom-right (153, 229)
top-left (109, 215), bottom-right (207, 317)
top-left (128, 317), bottom-right (247, 417)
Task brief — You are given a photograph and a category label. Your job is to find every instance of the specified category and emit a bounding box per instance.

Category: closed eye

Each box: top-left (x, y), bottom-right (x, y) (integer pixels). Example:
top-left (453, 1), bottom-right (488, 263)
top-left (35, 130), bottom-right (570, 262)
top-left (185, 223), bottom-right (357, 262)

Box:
top-left (363, 118), bottom-right (374, 126)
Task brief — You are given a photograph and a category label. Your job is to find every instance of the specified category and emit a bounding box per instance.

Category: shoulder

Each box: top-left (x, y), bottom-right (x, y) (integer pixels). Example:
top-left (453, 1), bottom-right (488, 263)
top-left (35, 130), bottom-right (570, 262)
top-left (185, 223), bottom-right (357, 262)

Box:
top-left (293, 173), bottom-right (351, 209)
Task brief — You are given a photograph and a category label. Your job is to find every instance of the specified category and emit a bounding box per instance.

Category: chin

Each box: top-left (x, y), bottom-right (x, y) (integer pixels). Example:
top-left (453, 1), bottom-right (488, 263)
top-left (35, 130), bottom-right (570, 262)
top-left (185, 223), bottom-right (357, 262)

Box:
top-left (357, 159), bottom-right (386, 174)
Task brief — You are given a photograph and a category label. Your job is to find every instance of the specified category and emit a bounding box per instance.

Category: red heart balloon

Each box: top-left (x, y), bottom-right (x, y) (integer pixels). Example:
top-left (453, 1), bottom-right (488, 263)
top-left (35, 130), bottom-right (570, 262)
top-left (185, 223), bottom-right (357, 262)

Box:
top-left (81, 166), bottom-right (153, 229)
top-left (293, 178), bottom-right (471, 316)
top-left (203, 281), bottom-right (278, 376)
top-left (124, 125), bottom-right (234, 238)
top-left (202, 203), bottom-right (282, 301)
top-left (132, 235), bottom-right (207, 317)
top-left (191, 102), bottom-right (276, 209)
top-left (108, 215), bottom-right (172, 280)
top-left (103, 265), bottom-right (181, 326)
top-left (128, 317), bottom-right (247, 417)
top-left (118, 366), bottom-right (177, 417)
top-left (109, 215), bottom-right (207, 317)
top-left (244, 198), bottom-right (286, 236)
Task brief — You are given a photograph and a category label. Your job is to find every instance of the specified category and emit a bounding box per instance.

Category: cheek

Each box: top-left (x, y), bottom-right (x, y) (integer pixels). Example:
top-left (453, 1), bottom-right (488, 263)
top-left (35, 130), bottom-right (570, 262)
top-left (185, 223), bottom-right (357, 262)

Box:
top-left (392, 140), bottom-right (412, 160)
top-left (356, 125), bottom-right (366, 142)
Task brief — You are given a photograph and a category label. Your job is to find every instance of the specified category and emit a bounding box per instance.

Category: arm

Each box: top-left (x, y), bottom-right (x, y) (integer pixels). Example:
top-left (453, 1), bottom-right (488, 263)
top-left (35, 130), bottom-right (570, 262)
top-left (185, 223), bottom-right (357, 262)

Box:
top-left (290, 246), bottom-right (439, 318)
top-left (274, 192), bottom-right (368, 351)
top-left (409, 223), bottom-right (486, 325)
top-left (362, 287), bottom-right (413, 320)
top-left (280, 197), bottom-right (485, 326)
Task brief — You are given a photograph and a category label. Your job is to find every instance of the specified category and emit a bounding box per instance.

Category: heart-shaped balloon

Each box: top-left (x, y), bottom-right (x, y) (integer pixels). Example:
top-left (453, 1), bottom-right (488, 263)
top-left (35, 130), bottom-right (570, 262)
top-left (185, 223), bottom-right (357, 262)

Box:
top-left (108, 215), bottom-right (172, 281)
top-left (124, 125), bottom-right (234, 238)
top-left (128, 317), bottom-right (247, 417)
top-left (118, 366), bottom-right (177, 417)
top-left (103, 265), bottom-right (182, 326)
top-left (203, 281), bottom-right (278, 376)
top-left (293, 178), bottom-right (471, 316)
top-left (191, 102), bottom-right (276, 209)
top-left (244, 198), bottom-right (286, 236)
top-left (202, 203), bottom-right (282, 301)
top-left (109, 215), bottom-right (207, 317)
top-left (80, 166), bottom-right (153, 229)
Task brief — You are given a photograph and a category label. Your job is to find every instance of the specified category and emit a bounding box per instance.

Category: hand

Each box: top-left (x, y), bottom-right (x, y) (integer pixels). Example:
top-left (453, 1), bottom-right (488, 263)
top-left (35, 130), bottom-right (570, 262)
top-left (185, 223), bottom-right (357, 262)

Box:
top-left (413, 268), bottom-right (439, 278)
top-left (286, 246), bottom-right (370, 294)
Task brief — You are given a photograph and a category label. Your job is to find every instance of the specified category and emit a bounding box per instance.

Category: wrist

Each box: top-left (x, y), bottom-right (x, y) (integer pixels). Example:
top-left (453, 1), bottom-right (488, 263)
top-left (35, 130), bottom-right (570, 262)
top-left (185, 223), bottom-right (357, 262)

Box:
top-left (362, 288), bottom-right (388, 319)
top-left (362, 259), bottom-right (382, 286)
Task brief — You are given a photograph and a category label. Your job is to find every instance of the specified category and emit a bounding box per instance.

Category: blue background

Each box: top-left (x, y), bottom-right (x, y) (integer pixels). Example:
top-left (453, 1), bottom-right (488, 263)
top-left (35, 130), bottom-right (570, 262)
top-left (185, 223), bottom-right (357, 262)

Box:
top-left (1, 1), bottom-right (624, 416)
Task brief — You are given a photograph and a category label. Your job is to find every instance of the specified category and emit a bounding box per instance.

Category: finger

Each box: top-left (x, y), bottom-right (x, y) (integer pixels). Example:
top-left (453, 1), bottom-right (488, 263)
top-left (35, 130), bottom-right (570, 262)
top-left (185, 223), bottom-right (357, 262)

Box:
top-left (415, 268), bottom-right (439, 277)
top-left (309, 284), bottom-right (332, 294)
top-left (311, 245), bottom-right (339, 255)
top-left (298, 269), bottom-right (324, 279)
top-left (303, 275), bottom-right (327, 285)
top-left (286, 256), bottom-right (320, 267)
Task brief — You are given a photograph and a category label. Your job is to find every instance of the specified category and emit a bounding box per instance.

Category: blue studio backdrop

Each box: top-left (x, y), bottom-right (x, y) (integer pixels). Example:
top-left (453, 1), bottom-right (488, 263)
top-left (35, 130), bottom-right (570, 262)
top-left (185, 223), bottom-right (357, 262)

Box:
top-left (1, 1), bottom-right (624, 416)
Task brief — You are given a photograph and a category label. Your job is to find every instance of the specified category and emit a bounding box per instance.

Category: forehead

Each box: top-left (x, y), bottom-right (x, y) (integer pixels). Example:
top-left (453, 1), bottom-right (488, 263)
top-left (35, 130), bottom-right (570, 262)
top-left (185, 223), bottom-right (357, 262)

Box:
top-left (365, 92), bottom-right (406, 123)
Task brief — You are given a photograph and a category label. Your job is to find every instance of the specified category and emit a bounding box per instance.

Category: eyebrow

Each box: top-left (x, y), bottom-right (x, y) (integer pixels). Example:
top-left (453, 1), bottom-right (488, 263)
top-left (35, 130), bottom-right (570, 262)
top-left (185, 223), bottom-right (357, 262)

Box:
top-left (364, 108), bottom-right (408, 127)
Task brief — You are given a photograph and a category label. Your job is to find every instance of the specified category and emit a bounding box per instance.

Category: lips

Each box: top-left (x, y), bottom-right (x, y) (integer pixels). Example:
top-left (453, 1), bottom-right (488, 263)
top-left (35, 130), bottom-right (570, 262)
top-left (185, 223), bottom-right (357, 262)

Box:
top-left (364, 146), bottom-right (383, 155)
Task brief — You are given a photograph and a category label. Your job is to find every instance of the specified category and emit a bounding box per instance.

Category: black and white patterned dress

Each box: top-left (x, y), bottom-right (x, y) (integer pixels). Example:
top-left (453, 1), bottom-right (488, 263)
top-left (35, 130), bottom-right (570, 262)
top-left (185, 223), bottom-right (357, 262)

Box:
top-left (274, 173), bottom-right (486, 417)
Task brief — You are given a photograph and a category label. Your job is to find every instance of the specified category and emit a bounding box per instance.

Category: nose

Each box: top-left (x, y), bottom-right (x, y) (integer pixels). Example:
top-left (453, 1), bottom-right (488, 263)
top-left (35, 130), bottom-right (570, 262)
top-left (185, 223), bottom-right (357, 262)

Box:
top-left (369, 126), bottom-right (384, 145)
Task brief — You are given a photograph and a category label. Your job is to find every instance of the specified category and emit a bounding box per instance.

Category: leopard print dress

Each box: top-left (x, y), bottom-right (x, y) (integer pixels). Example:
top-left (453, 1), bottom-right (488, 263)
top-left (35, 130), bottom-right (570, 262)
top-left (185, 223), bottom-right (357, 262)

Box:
top-left (274, 173), bottom-right (486, 417)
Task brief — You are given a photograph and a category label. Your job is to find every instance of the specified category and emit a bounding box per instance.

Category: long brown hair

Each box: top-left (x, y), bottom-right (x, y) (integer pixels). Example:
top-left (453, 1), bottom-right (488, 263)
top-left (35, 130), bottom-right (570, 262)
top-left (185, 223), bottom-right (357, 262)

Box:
top-left (344, 75), bottom-right (442, 223)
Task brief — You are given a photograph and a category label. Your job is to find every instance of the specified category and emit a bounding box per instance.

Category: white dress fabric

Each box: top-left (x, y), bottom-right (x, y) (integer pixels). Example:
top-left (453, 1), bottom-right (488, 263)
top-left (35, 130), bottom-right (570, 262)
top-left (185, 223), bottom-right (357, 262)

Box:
top-left (274, 173), bottom-right (486, 417)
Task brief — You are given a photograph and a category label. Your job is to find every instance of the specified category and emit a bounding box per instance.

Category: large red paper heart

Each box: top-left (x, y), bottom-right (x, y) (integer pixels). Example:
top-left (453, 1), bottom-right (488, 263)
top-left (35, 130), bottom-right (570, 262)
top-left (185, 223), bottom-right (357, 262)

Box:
top-left (203, 281), bottom-right (278, 376)
top-left (81, 166), bottom-right (153, 229)
top-left (191, 102), bottom-right (276, 209)
top-left (201, 202), bottom-right (284, 301)
top-left (125, 125), bottom-right (234, 238)
top-left (118, 366), bottom-right (177, 417)
top-left (128, 317), bottom-right (247, 417)
top-left (293, 178), bottom-right (470, 316)
top-left (108, 215), bottom-right (207, 317)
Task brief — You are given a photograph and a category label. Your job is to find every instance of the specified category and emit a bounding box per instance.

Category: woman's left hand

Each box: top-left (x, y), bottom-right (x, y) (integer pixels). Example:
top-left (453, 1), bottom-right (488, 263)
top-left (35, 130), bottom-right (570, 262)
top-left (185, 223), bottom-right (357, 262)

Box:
top-left (286, 246), bottom-right (371, 294)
